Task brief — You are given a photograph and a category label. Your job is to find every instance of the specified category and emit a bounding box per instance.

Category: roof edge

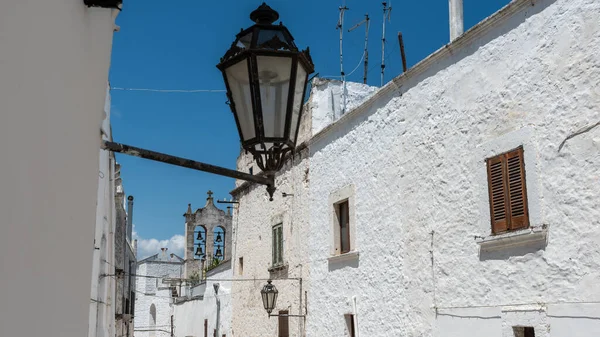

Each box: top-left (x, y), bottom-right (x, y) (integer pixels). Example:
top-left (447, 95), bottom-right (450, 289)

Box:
top-left (309, 0), bottom-right (540, 146)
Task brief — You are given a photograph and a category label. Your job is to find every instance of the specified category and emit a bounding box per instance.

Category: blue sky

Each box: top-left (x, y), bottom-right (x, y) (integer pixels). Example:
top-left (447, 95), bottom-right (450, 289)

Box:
top-left (109, 0), bottom-right (510, 258)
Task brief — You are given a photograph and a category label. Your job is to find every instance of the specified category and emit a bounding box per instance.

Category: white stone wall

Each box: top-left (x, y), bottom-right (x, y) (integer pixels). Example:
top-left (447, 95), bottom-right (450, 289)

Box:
top-left (173, 266), bottom-right (233, 337)
top-left (0, 2), bottom-right (118, 337)
top-left (307, 0), bottom-right (600, 336)
top-left (135, 258), bottom-right (184, 337)
top-left (230, 150), bottom-right (311, 337)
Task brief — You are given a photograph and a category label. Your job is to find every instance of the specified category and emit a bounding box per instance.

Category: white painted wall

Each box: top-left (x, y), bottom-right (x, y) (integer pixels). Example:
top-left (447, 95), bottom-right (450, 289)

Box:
top-left (0, 2), bottom-right (118, 337)
top-left (307, 0), bottom-right (600, 336)
top-left (173, 266), bottom-right (233, 337)
top-left (135, 253), bottom-right (185, 337)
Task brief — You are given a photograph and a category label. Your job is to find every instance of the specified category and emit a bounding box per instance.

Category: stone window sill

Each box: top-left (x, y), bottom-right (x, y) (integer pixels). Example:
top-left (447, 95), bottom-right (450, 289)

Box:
top-left (328, 250), bottom-right (360, 264)
top-left (476, 225), bottom-right (547, 251)
top-left (268, 263), bottom-right (288, 273)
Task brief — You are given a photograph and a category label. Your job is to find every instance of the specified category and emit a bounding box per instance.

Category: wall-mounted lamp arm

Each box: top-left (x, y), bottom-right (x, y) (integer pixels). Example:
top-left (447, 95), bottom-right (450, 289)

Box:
top-left (102, 141), bottom-right (276, 198)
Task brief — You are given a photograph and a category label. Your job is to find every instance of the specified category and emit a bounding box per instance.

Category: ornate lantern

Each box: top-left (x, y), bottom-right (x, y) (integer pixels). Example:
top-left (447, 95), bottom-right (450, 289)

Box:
top-left (217, 3), bottom-right (315, 189)
top-left (260, 280), bottom-right (278, 315)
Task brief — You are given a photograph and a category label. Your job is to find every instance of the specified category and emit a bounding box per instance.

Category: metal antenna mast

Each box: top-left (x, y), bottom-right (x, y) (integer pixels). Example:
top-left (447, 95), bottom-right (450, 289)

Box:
top-left (337, 4), bottom-right (349, 113)
top-left (381, 1), bottom-right (392, 86)
top-left (348, 14), bottom-right (370, 84)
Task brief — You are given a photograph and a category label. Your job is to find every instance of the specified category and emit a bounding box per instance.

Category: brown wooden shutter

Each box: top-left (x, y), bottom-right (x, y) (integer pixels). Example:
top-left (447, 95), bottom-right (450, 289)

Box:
top-left (278, 311), bottom-right (289, 337)
top-left (487, 155), bottom-right (509, 233)
top-left (487, 147), bottom-right (529, 233)
top-left (505, 148), bottom-right (529, 230)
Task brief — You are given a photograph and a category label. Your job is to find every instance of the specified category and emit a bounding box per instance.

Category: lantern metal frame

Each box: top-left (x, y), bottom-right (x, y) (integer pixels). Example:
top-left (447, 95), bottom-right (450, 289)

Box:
top-left (102, 4), bottom-right (313, 201)
top-left (216, 2), bottom-right (315, 178)
top-left (260, 279), bottom-right (305, 318)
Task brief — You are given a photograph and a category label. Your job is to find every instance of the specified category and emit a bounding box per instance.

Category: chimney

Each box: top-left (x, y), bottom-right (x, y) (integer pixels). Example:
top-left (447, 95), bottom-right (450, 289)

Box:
top-left (126, 196), bottom-right (134, 242)
top-left (449, 0), bottom-right (464, 41)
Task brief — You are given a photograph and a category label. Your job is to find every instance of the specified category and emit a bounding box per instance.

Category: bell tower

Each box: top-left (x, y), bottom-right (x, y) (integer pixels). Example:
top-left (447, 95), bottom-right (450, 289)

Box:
top-left (183, 190), bottom-right (232, 281)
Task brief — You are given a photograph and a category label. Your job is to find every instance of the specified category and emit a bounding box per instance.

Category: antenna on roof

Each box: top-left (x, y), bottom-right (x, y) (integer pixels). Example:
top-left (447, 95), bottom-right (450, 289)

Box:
top-left (337, 4), bottom-right (349, 113)
top-left (381, 1), bottom-right (392, 86)
top-left (348, 14), bottom-right (370, 84)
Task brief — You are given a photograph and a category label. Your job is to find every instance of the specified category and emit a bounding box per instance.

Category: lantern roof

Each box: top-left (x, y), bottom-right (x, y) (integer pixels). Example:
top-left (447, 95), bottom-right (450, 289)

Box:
top-left (217, 4), bottom-right (314, 74)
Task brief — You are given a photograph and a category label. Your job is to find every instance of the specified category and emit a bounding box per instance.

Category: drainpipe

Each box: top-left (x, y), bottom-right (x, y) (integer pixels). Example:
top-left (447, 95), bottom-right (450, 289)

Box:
top-left (214, 283), bottom-right (221, 337)
top-left (352, 296), bottom-right (359, 337)
top-left (449, 0), bottom-right (464, 41)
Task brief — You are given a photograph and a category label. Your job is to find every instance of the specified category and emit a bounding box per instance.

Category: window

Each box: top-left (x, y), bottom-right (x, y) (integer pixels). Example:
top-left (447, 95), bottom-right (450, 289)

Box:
top-left (278, 310), bottom-right (289, 337)
top-left (238, 257), bottom-right (244, 276)
top-left (513, 326), bottom-right (535, 337)
top-left (337, 200), bottom-right (350, 254)
top-left (272, 223), bottom-right (283, 266)
top-left (486, 146), bottom-right (529, 234)
top-left (204, 319), bottom-right (208, 337)
top-left (344, 314), bottom-right (356, 337)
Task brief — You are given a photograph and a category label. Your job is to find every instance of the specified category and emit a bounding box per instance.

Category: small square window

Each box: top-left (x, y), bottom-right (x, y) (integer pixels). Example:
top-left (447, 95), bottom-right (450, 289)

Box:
top-left (513, 326), bottom-right (535, 337)
top-left (238, 257), bottom-right (244, 276)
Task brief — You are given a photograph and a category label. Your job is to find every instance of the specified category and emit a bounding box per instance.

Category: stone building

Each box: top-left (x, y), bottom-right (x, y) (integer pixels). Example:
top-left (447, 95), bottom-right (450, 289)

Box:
top-left (306, 0), bottom-right (600, 336)
top-left (115, 172), bottom-right (137, 337)
top-left (134, 249), bottom-right (185, 337)
top-left (183, 191), bottom-right (233, 280)
top-left (229, 0), bottom-right (600, 336)
top-left (173, 191), bottom-right (234, 337)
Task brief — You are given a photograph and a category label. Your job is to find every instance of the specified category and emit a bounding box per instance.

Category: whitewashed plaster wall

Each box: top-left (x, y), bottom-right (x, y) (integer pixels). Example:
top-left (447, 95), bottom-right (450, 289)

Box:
top-left (173, 266), bottom-right (233, 337)
top-left (307, 0), bottom-right (600, 336)
top-left (228, 75), bottom-right (376, 337)
top-left (0, 2), bottom-right (118, 336)
top-left (89, 88), bottom-right (118, 337)
top-left (230, 151), bottom-right (310, 337)
top-left (135, 256), bottom-right (185, 337)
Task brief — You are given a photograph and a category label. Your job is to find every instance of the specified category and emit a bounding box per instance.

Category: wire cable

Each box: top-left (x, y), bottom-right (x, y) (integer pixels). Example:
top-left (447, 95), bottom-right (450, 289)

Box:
top-left (110, 87), bottom-right (226, 93)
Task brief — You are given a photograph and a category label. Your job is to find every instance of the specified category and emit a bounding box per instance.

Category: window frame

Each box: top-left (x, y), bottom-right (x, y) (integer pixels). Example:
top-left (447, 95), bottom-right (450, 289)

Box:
top-left (336, 200), bottom-right (351, 254)
top-left (329, 184), bottom-right (357, 257)
top-left (486, 146), bottom-right (530, 234)
top-left (272, 223), bottom-right (284, 267)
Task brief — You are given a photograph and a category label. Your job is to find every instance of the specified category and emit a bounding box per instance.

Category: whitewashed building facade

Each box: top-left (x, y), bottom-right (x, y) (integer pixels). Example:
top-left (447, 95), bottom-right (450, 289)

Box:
top-left (230, 0), bottom-right (600, 336)
top-left (307, 0), bottom-right (600, 336)
top-left (135, 249), bottom-right (185, 337)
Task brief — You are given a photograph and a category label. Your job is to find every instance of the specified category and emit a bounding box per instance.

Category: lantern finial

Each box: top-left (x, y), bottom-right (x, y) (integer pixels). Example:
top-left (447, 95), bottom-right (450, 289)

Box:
top-left (250, 3), bottom-right (279, 24)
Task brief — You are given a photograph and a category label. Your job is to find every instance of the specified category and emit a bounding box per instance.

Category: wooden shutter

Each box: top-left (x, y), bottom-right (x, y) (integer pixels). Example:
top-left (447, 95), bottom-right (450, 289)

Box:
top-left (277, 225), bottom-right (283, 264)
top-left (272, 226), bottom-right (277, 265)
top-left (506, 148), bottom-right (529, 230)
top-left (278, 311), bottom-right (289, 337)
top-left (487, 147), bottom-right (529, 234)
top-left (487, 155), bottom-right (508, 233)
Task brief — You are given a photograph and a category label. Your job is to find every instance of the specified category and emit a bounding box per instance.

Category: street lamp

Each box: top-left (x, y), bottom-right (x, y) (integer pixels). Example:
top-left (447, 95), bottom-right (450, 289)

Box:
top-left (217, 3), bottom-right (315, 198)
top-left (260, 279), bottom-right (305, 318)
top-left (102, 3), bottom-right (314, 201)
top-left (260, 280), bottom-right (278, 315)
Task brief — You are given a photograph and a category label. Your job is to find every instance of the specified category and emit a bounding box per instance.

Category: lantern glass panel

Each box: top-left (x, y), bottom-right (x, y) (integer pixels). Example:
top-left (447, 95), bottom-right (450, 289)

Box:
top-left (256, 55), bottom-right (292, 139)
top-left (235, 31), bottom-right (253, 49)
top-left (256, 29), bottom-right (289, 49)
top-left (289, 62), bottom-right (307, 143)
top-left (226, 59), bottom-right (255, 141)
